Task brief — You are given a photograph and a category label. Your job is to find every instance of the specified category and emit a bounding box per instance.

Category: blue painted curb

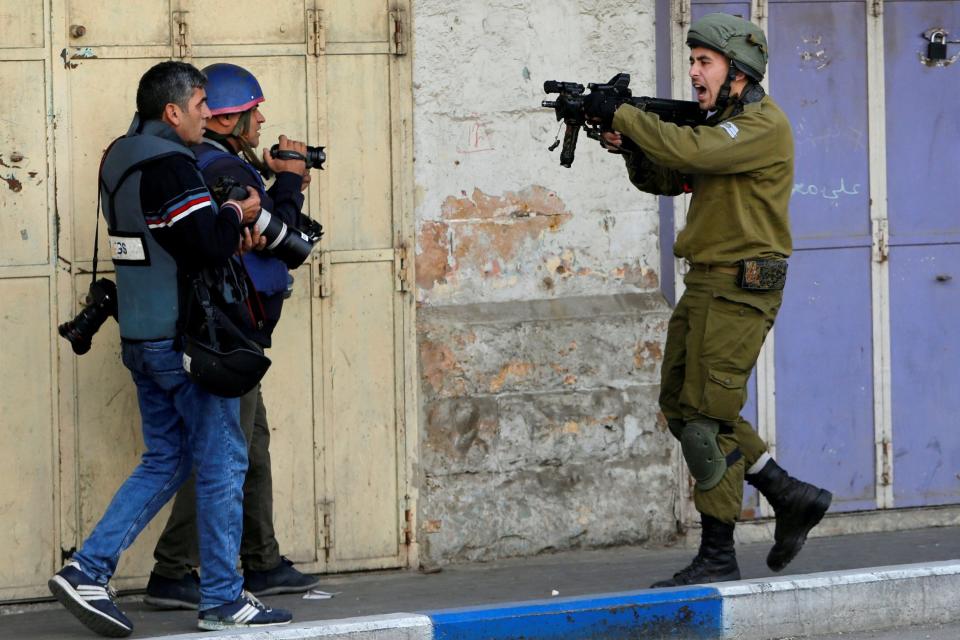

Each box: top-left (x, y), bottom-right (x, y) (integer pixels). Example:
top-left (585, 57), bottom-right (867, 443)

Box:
top-left (422, 586), bottom-right (722, 639)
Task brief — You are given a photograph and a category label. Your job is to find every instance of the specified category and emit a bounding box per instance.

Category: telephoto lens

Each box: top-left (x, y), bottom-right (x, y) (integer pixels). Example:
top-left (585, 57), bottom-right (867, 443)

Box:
top-left (249, 209), bottom-right (315, 269)
top-left (210, 175), bottom-right (318, 269)
top-left (58, 278), bottom-right (118, 355)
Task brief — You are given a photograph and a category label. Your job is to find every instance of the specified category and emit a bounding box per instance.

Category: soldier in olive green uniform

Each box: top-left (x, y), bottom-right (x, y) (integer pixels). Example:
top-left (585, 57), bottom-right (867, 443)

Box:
top-left (586, 13), bottom-right (832, 587)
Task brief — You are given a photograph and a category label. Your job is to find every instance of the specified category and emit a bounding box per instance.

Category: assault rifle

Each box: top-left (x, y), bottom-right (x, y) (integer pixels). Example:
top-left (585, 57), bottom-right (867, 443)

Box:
top-left (541, 73), bottom-right (703, 167)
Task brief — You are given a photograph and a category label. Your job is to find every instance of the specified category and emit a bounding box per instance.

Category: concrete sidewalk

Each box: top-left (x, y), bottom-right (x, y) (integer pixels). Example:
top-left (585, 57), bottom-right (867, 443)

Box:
top-left (4, 525), bottom-right (959, 640)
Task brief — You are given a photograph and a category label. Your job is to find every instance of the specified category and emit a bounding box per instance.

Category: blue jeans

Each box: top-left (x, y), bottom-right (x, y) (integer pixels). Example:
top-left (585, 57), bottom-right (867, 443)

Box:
top-left (73, 339), bottom-right (248, 609)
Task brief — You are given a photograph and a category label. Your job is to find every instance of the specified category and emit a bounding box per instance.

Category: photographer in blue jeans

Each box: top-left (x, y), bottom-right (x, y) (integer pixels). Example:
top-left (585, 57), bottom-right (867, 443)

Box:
top-left (145, 62), bottom-right (322, 609)
top-left (48, 61), bottom-right (292, 637)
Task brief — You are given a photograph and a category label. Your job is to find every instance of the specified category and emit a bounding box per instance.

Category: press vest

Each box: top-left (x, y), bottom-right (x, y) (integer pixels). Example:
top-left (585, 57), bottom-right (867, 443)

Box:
top-left (99, 117), bottom-right (203, 340)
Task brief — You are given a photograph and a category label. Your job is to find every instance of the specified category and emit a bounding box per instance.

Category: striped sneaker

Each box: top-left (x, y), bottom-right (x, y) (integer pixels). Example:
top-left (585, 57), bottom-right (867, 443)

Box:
top-left (197, 591), bottom-right (292, 631)
top-left (48, 561), bottom-right (133, 638)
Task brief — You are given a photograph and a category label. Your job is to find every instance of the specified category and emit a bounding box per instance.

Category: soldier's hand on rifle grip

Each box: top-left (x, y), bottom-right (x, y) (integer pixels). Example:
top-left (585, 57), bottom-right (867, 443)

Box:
top-left (600, 131), bottom-right (625, 154)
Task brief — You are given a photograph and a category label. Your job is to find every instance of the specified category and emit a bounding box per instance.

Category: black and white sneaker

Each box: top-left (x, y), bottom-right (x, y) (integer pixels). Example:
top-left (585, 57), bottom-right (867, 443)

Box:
top-left (48, 561), bottom-right (133, 638)
top-left (197, 591), bottom-right (292, 631)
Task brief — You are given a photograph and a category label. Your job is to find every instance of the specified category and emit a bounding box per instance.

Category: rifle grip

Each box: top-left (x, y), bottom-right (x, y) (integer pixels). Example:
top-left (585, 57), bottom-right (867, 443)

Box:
top-left (560, 122), bottom-right (580, 168)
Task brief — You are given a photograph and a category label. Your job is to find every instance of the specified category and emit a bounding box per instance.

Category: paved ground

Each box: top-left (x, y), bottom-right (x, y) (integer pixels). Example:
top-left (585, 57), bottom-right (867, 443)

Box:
top-left (802, 622), bottom-right (960, 640)
top-left (3, 525), bottom-right (959, 639)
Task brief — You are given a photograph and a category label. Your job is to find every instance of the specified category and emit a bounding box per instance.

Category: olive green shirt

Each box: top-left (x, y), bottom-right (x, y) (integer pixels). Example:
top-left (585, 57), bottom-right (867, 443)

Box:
top-left (611, 95), bottom-right (794, 264)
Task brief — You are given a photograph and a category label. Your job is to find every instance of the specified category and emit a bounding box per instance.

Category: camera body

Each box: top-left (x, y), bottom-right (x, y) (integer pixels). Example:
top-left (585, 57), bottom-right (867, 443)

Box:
top-left (209, 175), bottom-right (319, 269)
top-left (58, 278), bottom-right (118, 354)
top-left (269, 144), bottom-right (326, 170)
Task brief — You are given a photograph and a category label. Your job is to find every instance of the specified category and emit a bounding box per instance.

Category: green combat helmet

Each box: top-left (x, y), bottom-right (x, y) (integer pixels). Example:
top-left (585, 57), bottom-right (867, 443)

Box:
top-left (686, 13), bottom-right (768, 82)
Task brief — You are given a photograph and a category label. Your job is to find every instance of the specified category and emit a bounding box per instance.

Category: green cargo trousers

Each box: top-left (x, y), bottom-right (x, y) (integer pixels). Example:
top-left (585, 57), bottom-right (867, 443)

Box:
top-left (659, 268), bottom-right (783, 524)
top-left (152, 383), bottom-right (281, 578)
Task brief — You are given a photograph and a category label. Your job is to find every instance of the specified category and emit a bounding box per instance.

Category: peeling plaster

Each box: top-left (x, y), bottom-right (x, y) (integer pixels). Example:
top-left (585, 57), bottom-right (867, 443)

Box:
top-left (489, 361), bottom-right (534, 393)
top-left (633, 340), bottom-right (663, 371)
top-left (419, 339), bottom-right (466, 398)
top-left (416, 186), bottom-right (573, 291)
top-left (3, 175), bottom-right (23, 192)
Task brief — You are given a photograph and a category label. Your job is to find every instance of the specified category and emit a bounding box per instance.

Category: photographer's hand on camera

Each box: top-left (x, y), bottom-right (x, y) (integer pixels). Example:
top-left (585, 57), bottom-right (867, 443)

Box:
top-left (238, 224), bottom-right (267, 255)
top-left (264, 134), bottom-right (307, 177)
top-left (227, 185), bottom-right (262, 226)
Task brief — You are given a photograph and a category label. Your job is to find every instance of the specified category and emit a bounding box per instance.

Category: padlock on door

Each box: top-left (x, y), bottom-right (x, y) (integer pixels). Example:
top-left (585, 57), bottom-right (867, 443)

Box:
top-left (928, 30), bottom-right (948, 61)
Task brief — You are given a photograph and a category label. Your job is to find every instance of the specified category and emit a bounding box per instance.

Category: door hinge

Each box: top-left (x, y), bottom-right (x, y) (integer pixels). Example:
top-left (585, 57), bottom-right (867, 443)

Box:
top-left (320, 500), bottom-right (334, 552)
top-left (390, 8), bottom-right (407, 56)
top-left (314, 251), bottom-right (332, 298)
top-left (172, 11), bottom-right (191, 58)
top-left (395, 245), bottom-right (410, 292)
top-left (880, 438), bottom-right (892, 486)
top-left (873, 219), bottom-right (889, 264)
top-left (674, 0), bottom-right (690, 27)
top-left (871, 0), bottom-right (883, 18)
top-left (401, 495), bottom-right (414, 546)
top-left (307, 8), bottom-right (325, 56)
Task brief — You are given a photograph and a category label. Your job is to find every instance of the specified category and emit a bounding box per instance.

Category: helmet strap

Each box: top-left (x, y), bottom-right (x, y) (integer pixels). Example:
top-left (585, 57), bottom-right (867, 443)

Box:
top-left (714, 64), bottom-right (739, 112)
top-left (228, 109), bottom-right (272, 178)
top-left (237, 137), bottom-right (272, 178)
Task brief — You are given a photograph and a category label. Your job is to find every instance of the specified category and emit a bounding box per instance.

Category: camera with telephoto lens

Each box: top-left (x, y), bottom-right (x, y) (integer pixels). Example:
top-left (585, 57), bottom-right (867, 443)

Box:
top-left (210, 176), bottom-right (318, 269)
top-left (269, 143), bottom-right (326, 170)
top-left (58, 278), bottom-right (118, 355)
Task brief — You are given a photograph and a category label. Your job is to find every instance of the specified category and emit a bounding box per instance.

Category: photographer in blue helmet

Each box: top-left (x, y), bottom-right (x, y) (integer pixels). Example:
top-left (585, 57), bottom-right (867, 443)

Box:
top-left (145, 62), bottom-right (323, 610)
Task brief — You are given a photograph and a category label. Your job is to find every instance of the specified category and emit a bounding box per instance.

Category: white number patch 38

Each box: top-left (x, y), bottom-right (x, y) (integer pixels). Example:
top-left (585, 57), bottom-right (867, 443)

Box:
top-left (109, 235), bottom-right (146, 262)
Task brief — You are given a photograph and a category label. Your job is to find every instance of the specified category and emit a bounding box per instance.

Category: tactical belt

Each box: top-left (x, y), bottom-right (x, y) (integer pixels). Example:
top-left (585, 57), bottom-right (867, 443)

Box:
top-left (690, 260), bottom-right (788, 291)
top-left (690, 263), bottom-right (739, 276)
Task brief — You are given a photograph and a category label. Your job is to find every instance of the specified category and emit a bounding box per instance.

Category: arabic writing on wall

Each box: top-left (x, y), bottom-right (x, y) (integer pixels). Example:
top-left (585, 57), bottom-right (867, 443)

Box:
top-left (792, 177), bottom-right (862, 203)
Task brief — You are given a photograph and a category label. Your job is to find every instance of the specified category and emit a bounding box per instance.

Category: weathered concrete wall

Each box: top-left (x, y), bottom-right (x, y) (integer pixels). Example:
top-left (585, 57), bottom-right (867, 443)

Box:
top-left (412, 0), bottom-right (678, 565)
top-left (413, 0), bottom-right (662, 305)
top-left (416, 295), bottom-right (678, 564)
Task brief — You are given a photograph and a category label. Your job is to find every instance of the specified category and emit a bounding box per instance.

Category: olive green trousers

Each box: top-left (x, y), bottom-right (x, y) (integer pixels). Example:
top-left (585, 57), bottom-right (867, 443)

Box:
top-left (152, 384), bottom-right (281, 578)
top-left (659, 268), bottom-right (783, 524)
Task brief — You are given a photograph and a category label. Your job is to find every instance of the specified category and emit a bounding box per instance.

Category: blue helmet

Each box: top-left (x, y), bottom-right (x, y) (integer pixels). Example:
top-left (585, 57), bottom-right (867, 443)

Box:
top-left (202, 63), bottom-right (264, 116)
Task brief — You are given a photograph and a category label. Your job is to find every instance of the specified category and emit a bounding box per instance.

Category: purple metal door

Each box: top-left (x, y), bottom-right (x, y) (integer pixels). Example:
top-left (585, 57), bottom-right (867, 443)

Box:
top-left (884, 1), bottom-right (960, 507)
top-left (768, 1), bottom-right (877, 511)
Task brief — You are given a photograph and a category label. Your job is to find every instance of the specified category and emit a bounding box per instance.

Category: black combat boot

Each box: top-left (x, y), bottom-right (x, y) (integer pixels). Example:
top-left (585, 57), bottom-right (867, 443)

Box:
top-left (746, 458), bottom-right (832, 572)
top-left (650, 515), bottom-right (740, 588)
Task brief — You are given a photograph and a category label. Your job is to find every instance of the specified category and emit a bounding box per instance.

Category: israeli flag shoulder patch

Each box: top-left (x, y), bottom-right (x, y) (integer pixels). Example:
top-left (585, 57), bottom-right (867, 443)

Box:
top-left (719, 122), bottom-right (740, 139)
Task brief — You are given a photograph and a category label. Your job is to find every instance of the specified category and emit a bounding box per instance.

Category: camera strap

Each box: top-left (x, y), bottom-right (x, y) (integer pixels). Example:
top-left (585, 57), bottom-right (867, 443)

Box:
top-left (91, 190), bottom-right (102, 287)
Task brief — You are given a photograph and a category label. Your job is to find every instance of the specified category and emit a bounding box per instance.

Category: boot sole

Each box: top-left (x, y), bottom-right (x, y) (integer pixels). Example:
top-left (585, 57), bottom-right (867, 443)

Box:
top-left (650, 567), bottom-right (741, 589)
top-left (767, 489), bottom-right (833, 572)
top-left (48, 576), bottom-right (133, 638)
top-left (143, 594), bottom-right (199, 611)
top-left (247, 578), bottom-right (323, 597)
